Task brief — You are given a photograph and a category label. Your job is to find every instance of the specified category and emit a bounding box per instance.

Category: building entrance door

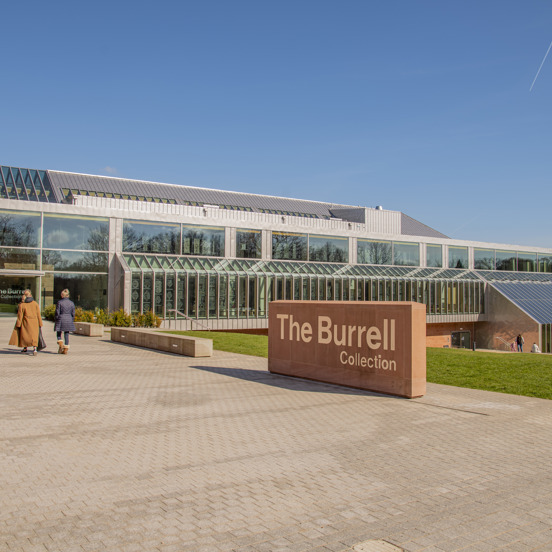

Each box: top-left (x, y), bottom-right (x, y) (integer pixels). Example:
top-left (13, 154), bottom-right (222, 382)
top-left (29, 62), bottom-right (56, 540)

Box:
top-left (451, 331), bottom-right (471, 349)
top-left (0, 275), bottom-right (39, 316)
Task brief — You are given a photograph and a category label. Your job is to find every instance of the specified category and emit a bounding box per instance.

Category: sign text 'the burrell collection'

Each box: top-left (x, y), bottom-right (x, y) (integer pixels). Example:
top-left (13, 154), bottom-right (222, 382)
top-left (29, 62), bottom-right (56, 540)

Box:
top-left (268, 301), bottom-right (426, 398)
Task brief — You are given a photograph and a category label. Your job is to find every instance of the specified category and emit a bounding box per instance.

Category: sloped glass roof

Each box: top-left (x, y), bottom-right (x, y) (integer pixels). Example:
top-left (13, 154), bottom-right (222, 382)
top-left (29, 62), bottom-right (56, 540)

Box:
top-left (122, 254), bottom-right (482, 281)
top-left (476, 270), bottom-right (552, 283)
top-left (0, 166), bottom-right (58, 202)
top-left (491, 281), bottom-right (552, 323)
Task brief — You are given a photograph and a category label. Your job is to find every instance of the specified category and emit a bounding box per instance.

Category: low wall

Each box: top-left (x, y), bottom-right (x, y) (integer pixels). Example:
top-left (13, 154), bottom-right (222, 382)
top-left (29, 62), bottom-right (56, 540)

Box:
top-left (74, 322), bottom-right (104, 337)
top-left (110, 328), bottom-right (212, 357)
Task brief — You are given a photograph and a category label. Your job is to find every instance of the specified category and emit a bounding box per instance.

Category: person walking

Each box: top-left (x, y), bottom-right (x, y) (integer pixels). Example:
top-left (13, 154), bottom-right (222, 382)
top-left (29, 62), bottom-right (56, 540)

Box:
top-left (54, 289), bottom-right (76, 354)
top-left (11, 289), bottom-right (43, 355)
top-left (516, 333), bottom-right (524, 352)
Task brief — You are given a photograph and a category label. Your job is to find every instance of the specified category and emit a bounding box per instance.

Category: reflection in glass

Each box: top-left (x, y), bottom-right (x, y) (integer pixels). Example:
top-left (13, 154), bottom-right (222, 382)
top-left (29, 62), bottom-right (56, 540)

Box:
top-left (0, 275), bottom-right (39, 316)
top-left (51, 273), bottom-right (108, 310)
top-left (357, 239), bottom-right (392, 265)
top-left (393, 242), bottom-right (419, 266)
top-left (42, 250), bottom-right (108, 272)
top-left (538, 255), bottom-right (552, 273)
top-left (495, 250), bottom-right (516, 271)
top-left (426, 244), bottom-right (442, 268)
top-left (474, 249), bottom-right (494, 270)
top-left (236, 230), bottom-right (261, 259)
top-left (309, 235), bottom-right (348, 263)
top-left (44, 214), bottom-right (109, 250)
top-left (448, 246), bottom-right (468, 269)
top-left (123, 220), bottom-right (179, 254)
top-left (0, 248), bottom-right (40, 270)
top-left (0, 210), bottom-right (41, 247)
top-left (517, 252), bottom-right (536, 272)
top-left (272, 232), bottom-right (307, 261)
top-left (182, 225), bottom-right (224, 257)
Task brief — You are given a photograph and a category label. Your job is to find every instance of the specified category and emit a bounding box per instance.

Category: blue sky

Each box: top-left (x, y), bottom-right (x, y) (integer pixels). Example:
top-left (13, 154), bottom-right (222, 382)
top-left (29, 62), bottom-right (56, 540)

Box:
top-left (2, 1), bottom-right (551, 247)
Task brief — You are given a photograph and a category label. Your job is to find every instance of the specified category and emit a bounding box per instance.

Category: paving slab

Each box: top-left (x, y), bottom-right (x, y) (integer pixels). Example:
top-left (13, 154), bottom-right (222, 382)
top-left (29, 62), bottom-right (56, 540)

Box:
top-left (1, 318), bottom-right (551, 551)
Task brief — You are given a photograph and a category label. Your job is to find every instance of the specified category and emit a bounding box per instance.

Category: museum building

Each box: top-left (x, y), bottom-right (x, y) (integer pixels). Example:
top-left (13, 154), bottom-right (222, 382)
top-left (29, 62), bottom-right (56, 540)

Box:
top-left (1, 164), bottom-right (552, 352)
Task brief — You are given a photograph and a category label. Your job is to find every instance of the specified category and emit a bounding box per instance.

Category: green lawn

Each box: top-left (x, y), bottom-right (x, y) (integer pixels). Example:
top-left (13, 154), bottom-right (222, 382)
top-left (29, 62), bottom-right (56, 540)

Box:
top-left (162, 331), bottom-right (552, 400)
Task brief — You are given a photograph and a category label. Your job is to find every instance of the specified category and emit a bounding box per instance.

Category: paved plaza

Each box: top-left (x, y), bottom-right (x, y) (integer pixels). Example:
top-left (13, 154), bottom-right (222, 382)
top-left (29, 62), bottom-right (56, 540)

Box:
top-left (1, 319), bottom-right (551, 552)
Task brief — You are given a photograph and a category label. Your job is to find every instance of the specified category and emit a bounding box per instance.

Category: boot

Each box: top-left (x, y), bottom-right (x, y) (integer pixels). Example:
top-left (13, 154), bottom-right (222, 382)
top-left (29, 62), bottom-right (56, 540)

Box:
top-left (62, 345), bottom-right (69, 355)
top-left (57, 340), bottom-right (64, 354)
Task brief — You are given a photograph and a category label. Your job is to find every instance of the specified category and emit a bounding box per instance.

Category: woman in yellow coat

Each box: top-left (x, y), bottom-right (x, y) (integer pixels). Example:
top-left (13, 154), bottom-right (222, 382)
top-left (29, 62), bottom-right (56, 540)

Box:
top-left (12, 289), bottom-right (43, 355)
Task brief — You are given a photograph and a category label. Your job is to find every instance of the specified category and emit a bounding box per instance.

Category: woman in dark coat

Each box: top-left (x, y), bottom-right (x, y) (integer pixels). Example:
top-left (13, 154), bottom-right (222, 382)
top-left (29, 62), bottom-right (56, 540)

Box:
top-left (54, 289), bottom-right (76, 354)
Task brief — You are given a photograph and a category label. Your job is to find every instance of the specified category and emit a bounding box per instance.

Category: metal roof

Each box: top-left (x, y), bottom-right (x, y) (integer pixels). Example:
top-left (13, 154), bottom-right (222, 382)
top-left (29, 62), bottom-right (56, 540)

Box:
top-left (490, 281), bottom-right (552, 324)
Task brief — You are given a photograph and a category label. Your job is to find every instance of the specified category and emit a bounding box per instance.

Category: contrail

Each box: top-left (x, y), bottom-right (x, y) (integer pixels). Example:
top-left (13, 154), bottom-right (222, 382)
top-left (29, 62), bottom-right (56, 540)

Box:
top-left (530, 39), bottom-right (552, 91)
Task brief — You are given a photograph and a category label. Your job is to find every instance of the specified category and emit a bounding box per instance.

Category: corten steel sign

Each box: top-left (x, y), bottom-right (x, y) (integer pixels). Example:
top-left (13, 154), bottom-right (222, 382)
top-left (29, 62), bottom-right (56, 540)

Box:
top-left (268, 301), bottom-right (426, 398)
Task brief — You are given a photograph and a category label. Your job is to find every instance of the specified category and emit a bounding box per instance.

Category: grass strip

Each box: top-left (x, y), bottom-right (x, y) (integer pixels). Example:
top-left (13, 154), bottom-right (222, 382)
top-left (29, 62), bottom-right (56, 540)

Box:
top-left (161, 331), bottom-right (552, 400)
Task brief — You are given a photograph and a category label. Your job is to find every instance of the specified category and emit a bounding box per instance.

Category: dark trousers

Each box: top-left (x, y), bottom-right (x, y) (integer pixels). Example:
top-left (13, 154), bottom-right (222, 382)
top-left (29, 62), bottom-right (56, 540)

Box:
top-left (57, 331), bottom-right (70, 346)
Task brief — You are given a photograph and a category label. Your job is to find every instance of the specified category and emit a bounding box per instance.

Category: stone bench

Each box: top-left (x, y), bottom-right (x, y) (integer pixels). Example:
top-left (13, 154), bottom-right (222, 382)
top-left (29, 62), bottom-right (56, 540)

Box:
top-left (74, 322), bottom-right (105, 337)
top-left (110, 327), bottom-right (212, 357)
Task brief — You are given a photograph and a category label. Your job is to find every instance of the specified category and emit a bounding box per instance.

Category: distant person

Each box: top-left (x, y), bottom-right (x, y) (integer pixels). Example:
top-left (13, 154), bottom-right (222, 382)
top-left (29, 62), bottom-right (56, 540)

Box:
top-left (10, 289), bottom-right (43, 355)
top-left (516, 334), bottom-right (524, 352)
top-left (54, 289), bottom-right (76, 354)
top-left (531, 343), bottom-right (541, 353)
top-left (510, 341), bottom-right (516, 352)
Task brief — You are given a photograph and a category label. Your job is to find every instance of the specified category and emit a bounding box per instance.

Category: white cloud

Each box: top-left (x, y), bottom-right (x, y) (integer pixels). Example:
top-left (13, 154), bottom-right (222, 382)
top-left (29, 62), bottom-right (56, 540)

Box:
top-left (103, 166), bottom-right (118, 175)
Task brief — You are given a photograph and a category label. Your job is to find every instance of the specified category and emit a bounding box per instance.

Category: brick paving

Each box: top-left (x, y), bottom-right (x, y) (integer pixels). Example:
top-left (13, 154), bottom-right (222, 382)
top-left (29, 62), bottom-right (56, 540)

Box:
top-left (1, 318), bottom-right (551, 552)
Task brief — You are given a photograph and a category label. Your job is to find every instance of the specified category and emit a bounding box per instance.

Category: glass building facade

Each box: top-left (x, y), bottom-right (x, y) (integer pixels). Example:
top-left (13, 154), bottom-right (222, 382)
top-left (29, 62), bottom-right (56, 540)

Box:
top-left (2, 162), bottom-right (552, 352)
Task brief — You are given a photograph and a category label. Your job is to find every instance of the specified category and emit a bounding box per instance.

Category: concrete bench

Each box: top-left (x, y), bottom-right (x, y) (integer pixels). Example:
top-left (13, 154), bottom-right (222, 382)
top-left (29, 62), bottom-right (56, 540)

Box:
top-left (74, 322), bottom-right (104, 337)
top-left (110, 327), bottom-right (212, 357)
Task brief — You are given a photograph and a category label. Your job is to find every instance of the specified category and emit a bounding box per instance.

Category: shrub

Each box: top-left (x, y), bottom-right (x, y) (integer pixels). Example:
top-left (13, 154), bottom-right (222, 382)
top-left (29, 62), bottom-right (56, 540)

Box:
top-left (132, 312), bottom-right (147, 327)
top-left (95, 309), bottom-right (109, 325)
top-left (43, 304), bottom-right (56, 322)
top-left (144, 310), bottom-right (162, 328)
top-left (74, 307), bottom-right (95, 323)
top-left (109, 308), bottom-right (132, 327)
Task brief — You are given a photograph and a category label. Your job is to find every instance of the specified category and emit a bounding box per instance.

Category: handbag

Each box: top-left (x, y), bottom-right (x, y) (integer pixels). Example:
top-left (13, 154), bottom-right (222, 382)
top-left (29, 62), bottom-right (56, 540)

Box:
top-left (37, 328), bottom-right (47, 351)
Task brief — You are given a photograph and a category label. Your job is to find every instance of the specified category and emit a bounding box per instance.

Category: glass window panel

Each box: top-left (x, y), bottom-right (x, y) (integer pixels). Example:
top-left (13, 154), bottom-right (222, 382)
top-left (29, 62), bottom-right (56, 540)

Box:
top-left (229, 275), bottom-right (237, 318)
top-left (538, 255), bottom-right (552, 273)
top-left (219, 274), bottom-right (228, 317)
top-left (43, 214), bottom-right (109, 251)
top-left (131, 273), bottom-right (141, 314)
top-left (259, 276), bottom-right (267, 317)
top-left (517, 252), bottom-right (537, 272)
top-left (188, 274), bottom-right (197, 318)
top-left (393, 242), bottom-right (419, 267)
top-left (123, 220), bottom-right (179, 254)
top-left (51, 273), bottom-right (108, 311)
top-left (208, 275), bottom-right (217, 318)
top-left (248, 277), bottom-right (257, 317)
top-left (182, 225), bottom-right (224, 257)
top-left (272, 232), bottom-right (308, 261)
top-left (0, 248), bottom-right (40, 270)
top-left (154, 274), bottom-right (164, 315)
top-left (474, 248), bottom-right (494, 270)
top-left (42, 250), bottom-right (108, 272)
top-left (0, 275), bottom-right (40, 315)
top-left (177, 275), bottom-right (187, 317)
top-left (142, 274), bottom-right (153, 312)
top-left (357, 239), bottom-right (392, 265)
top-left (0, 209), bottom-right (41, 247)
top-left (236, 229), bottom-right (262, 259)
top-left (198, 275), bottom-right (207, 318)
top-left (448, 246), bottom-right (468, 269)
top-left (309, 235), bottom-right (348, 263)
top-left (495, 250), bottom-right (516, 271)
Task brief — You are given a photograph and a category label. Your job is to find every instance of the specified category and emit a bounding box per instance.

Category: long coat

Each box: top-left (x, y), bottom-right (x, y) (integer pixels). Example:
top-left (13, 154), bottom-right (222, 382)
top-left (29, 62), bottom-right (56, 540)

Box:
top-left (14, 300), bottom-right (43, 347)
top-left (54, 297), bottom-right (76, 332)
